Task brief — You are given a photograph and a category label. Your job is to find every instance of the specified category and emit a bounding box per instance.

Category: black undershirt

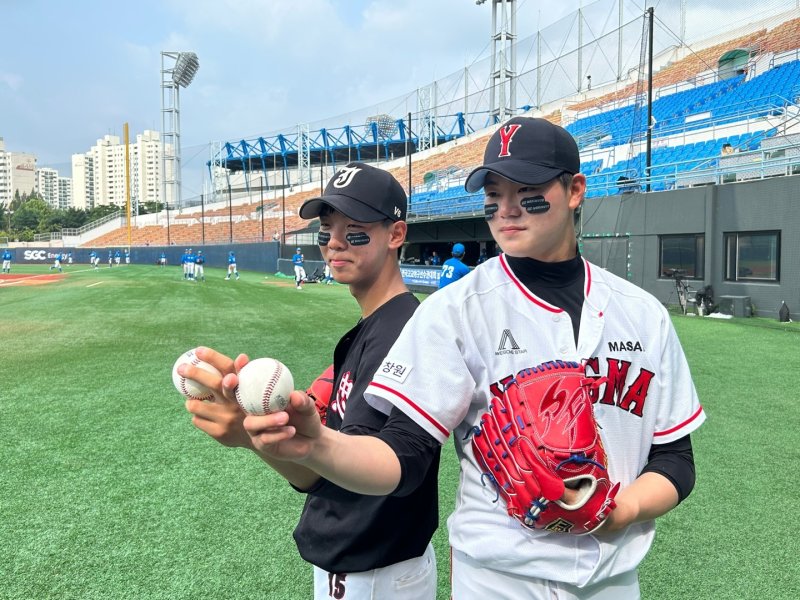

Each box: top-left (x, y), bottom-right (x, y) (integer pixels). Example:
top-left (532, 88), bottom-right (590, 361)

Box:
top-left (503, 253), bottom-right (696, 502)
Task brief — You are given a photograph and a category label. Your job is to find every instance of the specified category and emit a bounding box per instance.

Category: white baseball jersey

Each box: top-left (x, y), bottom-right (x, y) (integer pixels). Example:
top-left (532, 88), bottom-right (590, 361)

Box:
top-left (366, 254), bottom-right (705, 588)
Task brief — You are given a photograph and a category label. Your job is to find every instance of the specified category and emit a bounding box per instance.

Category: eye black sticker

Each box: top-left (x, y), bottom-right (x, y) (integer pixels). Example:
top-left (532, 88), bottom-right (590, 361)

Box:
top-left (484, 203), bottom-right (499, 221)
top-left (317, 231), bottom-right (331, 246)
top-left (521, 195), bottom-right (551, 214)
top-left (346, 232), bottom-right (371, 246)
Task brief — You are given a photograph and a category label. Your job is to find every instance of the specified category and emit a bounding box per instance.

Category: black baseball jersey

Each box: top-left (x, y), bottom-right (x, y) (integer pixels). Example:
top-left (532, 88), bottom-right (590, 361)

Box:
top-left (293, 292), bottom-right (440, 573)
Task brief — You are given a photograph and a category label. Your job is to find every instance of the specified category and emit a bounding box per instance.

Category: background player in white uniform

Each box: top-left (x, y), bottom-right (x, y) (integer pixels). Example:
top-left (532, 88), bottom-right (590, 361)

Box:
top-left (322, 262), bottom-right (333, 284)
top-left (179, 162), bottom-right (439, 599)
top-left (363, 117), bottom-right (705, 599)
top-left (2, 249), bottom-right (13, 273)
top-left (292, 247), bottom-right (306, 289)
top-left (438, 242), bottom-right (470, 289)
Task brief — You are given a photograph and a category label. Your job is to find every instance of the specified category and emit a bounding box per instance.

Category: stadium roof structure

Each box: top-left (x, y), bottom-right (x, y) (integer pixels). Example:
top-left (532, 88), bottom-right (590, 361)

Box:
top-left (207, 112), bottom-right (482, 175)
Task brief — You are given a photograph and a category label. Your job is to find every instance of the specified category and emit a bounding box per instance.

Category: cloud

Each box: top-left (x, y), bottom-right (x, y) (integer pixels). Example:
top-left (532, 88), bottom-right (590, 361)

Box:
top-left (0, 72), bottom-right (22, 92)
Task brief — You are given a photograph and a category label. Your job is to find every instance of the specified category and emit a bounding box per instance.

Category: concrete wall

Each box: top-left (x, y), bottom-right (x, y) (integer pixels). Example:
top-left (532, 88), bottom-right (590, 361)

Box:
top-left (401, 174), bottom-right (800, 319)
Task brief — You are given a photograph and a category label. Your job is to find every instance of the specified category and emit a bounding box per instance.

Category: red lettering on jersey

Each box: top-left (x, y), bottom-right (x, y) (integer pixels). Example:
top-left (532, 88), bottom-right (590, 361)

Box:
top-left (489, 374), bottom-right (515, 400)
top-left (583, 357), bottom-right (602, 403)
top-left (600, 358), bottom-right (631, 406)
top-left (329, 371), bottom-right (353, 419)
top-left (618, 368), bottom-right (654, 417)
top-left (584, 357), bottom-right (652, 419)
top-left (497, 124), bottom-right (522, 157)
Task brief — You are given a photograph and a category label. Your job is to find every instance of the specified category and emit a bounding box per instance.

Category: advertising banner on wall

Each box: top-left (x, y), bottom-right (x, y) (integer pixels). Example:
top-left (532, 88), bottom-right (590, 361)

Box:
top-left (399, 265), bottom-right (440, 291)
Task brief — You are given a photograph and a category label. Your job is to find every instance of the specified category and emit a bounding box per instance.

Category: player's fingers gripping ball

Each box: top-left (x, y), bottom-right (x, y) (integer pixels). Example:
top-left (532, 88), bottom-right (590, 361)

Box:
top-left (471, 360), bottom-right (620, 535)
top-left (235, 358), bottom-right (294, 415)
top-left (306, 364), bottom-right (335, 426)
top-left (172, 348), bottom-right (223, 401)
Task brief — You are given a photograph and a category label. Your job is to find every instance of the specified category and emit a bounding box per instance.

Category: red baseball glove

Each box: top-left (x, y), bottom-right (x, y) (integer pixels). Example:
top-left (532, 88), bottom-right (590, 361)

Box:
top-left (306, 364), bottom-right (335, 426)
top-left (472, 360), bottom-right (619, 535)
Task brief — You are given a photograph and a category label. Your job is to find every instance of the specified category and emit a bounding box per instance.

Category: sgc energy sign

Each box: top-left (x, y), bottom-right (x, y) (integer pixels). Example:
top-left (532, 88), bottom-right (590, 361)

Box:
top-left (22, 250), bottom-right (58, 262)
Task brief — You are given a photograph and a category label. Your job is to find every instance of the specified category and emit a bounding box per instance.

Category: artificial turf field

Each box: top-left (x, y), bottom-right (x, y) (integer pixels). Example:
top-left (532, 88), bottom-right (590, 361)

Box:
top-left (1, 263), bottom-right (798, 599)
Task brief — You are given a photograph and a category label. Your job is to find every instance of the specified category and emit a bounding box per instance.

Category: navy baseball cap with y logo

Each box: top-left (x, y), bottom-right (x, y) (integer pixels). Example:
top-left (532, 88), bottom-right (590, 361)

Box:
top-left (300, 161), bottom-right (407, 223)
top-left (465, 117), bottom-right (580, 192)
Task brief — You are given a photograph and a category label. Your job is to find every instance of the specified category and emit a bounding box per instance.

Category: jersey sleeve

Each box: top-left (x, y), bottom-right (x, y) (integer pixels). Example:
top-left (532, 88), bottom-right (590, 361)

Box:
top-left (652, 309), bottom-right (706, 444)
top-left (365, 293), bottom-right (475, 444)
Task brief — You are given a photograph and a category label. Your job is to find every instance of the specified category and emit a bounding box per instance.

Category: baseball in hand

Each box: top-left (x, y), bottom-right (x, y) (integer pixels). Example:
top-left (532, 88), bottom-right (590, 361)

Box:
top-left (235, 358), bottom-right (294, 415)
top-left (172, 348), bottom-right (222, 401)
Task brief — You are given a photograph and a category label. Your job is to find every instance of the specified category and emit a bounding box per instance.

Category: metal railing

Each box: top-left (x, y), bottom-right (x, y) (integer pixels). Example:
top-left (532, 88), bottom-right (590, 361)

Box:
top-left (61, 210), bottom-right (123, 237)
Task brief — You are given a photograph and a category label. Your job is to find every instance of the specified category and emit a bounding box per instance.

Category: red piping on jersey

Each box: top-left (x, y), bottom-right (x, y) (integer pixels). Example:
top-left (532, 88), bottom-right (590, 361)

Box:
top-left (653, 405), bottom-right (704, 437)
top-left (369, 381), bottom-right (450, 439)
top-left (584, 258), bottom-right (592, 296)
top-left (499, 254), bottom-right (593, 311)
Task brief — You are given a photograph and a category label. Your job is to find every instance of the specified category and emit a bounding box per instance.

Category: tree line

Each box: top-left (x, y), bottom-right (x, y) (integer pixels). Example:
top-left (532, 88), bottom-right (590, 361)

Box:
top-left (0, 190), bottom-right (164, 242)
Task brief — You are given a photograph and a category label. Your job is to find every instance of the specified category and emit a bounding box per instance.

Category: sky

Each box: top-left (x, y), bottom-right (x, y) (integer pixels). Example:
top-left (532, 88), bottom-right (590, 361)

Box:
top-left (0, 0), bottom-right (769, 198)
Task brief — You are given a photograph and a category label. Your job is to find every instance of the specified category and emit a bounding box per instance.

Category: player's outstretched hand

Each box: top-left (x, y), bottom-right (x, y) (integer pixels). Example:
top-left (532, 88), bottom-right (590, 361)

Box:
top-left (242, 389), bottom-right (323, 461)
top-left (182, 347), bottom-right (252, 448)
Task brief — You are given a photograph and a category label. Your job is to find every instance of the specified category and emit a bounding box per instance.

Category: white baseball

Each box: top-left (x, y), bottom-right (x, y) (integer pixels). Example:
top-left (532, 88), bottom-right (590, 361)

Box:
top-left (235, 358), bottom-right (294, 415)
top-left (172, 349), bottom-right (222, 401)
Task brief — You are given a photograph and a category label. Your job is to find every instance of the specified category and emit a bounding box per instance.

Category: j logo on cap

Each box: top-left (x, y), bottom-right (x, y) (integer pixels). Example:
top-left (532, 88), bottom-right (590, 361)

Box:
top-left (333, 166), bottom-right (362, 188)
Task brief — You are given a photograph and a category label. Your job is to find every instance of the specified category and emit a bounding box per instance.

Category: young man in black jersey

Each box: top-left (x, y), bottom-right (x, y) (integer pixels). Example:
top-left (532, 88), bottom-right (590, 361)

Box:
top-left (181, 162), bottom-right (440, 599)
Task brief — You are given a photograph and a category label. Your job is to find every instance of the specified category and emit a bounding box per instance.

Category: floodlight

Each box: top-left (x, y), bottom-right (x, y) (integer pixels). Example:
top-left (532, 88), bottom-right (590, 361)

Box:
top-left (172, 52), bottom-right (200, 88)
top-left (365, 114), bottom-right (397, 139)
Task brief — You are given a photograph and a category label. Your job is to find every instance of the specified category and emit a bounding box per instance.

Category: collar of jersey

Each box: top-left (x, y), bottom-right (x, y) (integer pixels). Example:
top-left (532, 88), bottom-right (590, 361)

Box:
top-left (499, 253), bottom-right (592, 313)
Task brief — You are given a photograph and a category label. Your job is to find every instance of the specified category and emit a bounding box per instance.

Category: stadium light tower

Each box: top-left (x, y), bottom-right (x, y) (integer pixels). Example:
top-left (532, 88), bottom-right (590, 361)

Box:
top-left (476, 0), bottom-right (517, 122)
top-left (161, 51), bottom-right (199, 227)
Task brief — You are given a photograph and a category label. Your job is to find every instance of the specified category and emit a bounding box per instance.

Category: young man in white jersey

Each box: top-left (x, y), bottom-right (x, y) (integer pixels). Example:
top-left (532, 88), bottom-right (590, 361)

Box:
top-left (362, 117), bottom-right (705, 598)
top-left (178, 162), bottom-right (440, 599)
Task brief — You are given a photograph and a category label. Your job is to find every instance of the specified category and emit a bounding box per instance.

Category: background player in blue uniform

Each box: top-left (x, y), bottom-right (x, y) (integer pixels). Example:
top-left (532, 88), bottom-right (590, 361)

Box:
top-left (438, 242), bottom-right (470, 289)
top-left (49, 252), bottom-right (63, 272)
top-left (225, 251), bottom-right (239, 280)
top-left (292, 247), bottom-right (306, 289)
top-left (180, 163), bottom-right (440, 599)
top-left (2, 249), bottom-right (13, 273)
top-left (194, 250), bottom-right (206, 282)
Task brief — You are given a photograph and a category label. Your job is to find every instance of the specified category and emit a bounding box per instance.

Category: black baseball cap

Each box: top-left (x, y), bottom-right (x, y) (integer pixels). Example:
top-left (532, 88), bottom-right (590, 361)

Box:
top-left (300, 162), bottom-right (407, 223)
top-left (465, 117), bottom-right (580, 192)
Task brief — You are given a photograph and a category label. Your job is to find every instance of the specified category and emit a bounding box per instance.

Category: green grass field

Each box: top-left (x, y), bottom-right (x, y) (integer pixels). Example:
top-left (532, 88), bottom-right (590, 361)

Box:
top-left (2, 263), bottom-right (798, 599)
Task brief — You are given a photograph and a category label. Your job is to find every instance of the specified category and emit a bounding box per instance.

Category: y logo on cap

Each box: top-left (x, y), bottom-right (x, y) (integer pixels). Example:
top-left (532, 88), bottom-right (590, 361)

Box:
top-left (333, 166), bottom-right (362, 188)
top-left (497, 124), bottom-right (522, 158)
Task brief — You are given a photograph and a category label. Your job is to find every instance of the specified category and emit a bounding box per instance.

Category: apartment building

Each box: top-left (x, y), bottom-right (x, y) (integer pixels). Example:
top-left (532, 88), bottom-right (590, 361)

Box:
top-left (0, 137), bottom-right (37, 205)
top-left (71, 130), bottom-right (171, 211)
top-left (36, 167), bottom-right (59, 207)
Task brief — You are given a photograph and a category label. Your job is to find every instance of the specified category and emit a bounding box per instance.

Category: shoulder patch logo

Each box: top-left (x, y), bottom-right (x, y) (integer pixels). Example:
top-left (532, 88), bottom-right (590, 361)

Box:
top-left (496, 329), bottom-right (527, 356)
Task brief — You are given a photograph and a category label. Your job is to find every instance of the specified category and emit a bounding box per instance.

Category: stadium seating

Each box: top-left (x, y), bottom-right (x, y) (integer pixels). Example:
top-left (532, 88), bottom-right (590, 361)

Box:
top-left (81, 17), bottom-right (800, 247)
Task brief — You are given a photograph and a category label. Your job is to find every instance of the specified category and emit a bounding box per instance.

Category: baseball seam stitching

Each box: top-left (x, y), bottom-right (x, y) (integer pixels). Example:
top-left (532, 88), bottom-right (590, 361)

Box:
top-left (181, 355), bottom-right (212, 400)
top-left (262, 361), bottom-right (282, 414)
